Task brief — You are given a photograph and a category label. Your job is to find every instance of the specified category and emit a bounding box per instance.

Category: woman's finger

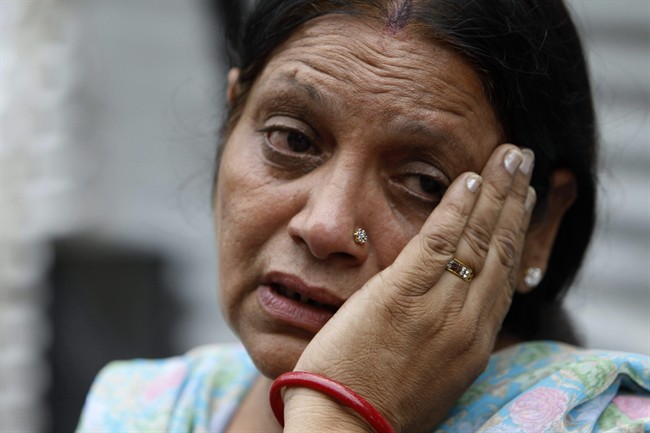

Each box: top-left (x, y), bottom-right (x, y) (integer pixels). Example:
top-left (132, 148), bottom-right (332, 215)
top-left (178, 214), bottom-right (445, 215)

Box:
top-left (451, 145), bottom-right (524, 276)
top-left (465, 148), bottom-right (535, 320)
top-left (483, 185), bottom-right (536, 331)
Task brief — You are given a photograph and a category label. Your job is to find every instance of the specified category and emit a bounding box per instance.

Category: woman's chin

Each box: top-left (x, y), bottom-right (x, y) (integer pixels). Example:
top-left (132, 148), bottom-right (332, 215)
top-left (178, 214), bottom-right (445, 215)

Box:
top-left (243, 333), bottom-right (311, 379)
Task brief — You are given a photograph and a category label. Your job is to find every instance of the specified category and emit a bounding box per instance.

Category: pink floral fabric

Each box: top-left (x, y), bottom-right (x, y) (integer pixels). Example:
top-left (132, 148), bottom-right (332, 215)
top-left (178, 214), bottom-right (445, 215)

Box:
top-left (438, 342), bottom-right (650, 432)
top-left (77, 341), bottom-right (650, 432)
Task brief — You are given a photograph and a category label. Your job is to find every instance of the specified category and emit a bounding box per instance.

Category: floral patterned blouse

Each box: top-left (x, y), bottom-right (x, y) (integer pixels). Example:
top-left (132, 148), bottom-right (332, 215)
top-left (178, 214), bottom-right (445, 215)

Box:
top-left (77, 341), bottom-right (650, 432)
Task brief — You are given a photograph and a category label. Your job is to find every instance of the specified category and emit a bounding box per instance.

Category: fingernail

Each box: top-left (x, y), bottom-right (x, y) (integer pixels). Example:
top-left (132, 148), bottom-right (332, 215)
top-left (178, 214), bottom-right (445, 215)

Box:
top-left (466, 174), bottom-right (482, 192)
top-left (525, 186), bottom-right (537, 211)
top-left (519, 149), bottom-right (535, 176)
top-left (504, 149), bottom-right (523, 174)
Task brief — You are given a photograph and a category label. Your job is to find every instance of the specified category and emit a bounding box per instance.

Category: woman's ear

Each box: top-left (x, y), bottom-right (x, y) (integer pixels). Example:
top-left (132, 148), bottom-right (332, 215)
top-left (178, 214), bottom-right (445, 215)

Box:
top-left (227, 68), bottom-right (241, 106)
top-left (517, 168), bottom-right (578, 293)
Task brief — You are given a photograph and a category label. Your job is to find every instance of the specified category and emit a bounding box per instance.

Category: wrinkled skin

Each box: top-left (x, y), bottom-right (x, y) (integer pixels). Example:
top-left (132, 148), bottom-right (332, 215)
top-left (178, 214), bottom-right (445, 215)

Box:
top-left (215, 15), bottom-right (571, 433)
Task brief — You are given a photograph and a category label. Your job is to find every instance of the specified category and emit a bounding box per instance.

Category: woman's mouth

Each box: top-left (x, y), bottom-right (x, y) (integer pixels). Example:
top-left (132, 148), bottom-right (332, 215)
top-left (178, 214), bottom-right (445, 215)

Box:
top-left (271, 283), bottom-right (338, 311)
top-left (256, 273), bottom-right (342, 334)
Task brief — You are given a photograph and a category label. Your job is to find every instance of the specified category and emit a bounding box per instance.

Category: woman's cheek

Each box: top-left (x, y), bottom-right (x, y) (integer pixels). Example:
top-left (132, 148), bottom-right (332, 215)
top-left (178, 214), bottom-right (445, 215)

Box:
top-left (373, 220), bottom-right (416, 271)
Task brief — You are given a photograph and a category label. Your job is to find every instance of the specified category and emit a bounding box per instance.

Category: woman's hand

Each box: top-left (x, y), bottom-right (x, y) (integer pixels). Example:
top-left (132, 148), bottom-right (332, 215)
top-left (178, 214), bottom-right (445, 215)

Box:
top-left (284, 144), bottom-right (536, 433)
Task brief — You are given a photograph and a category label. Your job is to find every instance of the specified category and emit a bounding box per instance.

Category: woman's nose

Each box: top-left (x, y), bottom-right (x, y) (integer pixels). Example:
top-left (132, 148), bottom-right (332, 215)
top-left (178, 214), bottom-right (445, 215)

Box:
top-left (287, 177), bottom-right (369, 264)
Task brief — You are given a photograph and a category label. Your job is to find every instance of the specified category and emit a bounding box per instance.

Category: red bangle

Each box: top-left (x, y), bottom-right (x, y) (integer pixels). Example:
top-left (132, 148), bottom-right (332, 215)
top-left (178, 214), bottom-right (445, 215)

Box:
top-left (269, 371), bottom-right (396, 433)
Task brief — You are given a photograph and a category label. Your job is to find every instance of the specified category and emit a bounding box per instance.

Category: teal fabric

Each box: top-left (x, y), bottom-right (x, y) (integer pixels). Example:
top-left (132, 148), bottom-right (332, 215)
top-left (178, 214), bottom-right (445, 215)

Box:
top-left (77, 341), bottom-right (650, 432)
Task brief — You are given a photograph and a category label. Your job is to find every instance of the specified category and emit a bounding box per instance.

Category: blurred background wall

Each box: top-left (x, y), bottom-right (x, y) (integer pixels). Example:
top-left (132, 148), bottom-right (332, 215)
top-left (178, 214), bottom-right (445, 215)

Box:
top-left (1, 1), bottom-right (648, 432)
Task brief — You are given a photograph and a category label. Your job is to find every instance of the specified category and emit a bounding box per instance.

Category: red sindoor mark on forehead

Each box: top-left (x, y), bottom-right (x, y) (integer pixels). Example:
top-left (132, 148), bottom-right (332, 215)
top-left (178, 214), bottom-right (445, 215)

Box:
top-left (385, 0), bottom-right (413, 34)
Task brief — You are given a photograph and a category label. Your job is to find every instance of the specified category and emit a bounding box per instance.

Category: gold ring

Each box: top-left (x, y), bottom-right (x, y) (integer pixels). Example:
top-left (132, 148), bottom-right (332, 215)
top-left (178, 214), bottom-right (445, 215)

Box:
top-left (445, 257), bottom-right (474, 282)
top-left (353, 228), bottom-right (368, 245)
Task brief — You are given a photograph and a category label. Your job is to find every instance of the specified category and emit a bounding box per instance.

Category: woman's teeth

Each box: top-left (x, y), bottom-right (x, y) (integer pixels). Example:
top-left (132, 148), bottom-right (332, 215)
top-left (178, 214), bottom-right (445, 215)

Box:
top-left (282, 286), bottom-right (299, 300)
top-left (273, 284), bottom-right (333, 309)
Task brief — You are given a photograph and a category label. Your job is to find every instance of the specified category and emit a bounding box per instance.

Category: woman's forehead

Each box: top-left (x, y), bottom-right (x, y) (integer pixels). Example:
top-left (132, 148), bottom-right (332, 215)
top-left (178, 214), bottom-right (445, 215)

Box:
top-left (267, 16), bottom-right (497, 116)
top-left (264, 15), bottom-right (488, 107)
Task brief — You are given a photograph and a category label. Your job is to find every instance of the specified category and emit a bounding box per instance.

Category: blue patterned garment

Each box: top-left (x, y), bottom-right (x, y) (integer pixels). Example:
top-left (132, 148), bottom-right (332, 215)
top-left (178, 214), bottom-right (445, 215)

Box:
top-left (77, 341), bottom-right (650, 432)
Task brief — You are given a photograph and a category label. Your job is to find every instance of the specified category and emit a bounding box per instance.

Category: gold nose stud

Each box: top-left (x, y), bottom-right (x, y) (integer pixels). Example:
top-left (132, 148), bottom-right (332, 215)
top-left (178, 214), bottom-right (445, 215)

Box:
top-left (353, 228), bottom-right (368, 245)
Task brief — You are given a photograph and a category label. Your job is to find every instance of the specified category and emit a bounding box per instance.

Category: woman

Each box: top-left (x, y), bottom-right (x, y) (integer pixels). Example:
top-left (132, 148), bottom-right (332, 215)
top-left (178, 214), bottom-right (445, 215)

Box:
top-left (77, 0), bottom-right (650, 432)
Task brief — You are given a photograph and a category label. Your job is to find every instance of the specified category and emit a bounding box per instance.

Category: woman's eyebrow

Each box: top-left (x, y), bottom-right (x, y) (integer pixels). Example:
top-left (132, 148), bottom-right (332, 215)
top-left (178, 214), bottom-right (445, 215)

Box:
top-left (390, 118), bottom-right (449, 145)
top-left (388, 117), bottom-right (476, 169)
top-left (264, 71), bottom-right (340, 110)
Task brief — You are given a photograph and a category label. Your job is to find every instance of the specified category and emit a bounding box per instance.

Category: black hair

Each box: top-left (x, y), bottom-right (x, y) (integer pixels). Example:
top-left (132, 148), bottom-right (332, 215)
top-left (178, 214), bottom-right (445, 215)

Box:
top-left (210, 0), bottom-right (597, 344)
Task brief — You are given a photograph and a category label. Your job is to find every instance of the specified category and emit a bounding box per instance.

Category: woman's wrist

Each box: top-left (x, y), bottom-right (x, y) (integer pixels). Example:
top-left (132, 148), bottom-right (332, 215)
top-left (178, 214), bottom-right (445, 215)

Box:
top-left (282, 387), bottom-right (375, 433)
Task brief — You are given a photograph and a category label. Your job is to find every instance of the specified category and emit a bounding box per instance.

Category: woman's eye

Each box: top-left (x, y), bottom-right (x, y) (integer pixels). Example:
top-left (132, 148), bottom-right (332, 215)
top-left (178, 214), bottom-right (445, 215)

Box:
top-left (258, 121), bottom-right (323, 174)
top-left (402, 174), bottom-right (446, 203)
top-left (266, 129), bottom-right (314, 153)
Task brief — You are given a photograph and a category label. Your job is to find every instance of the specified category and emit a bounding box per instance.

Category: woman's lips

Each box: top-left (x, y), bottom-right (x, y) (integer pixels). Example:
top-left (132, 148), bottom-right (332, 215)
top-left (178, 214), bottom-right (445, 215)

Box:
top-left (256, 275), bottom-right (341, 334)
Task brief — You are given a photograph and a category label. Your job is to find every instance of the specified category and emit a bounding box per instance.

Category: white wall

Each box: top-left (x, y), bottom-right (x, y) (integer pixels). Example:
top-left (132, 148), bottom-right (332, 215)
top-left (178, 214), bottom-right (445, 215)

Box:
top-left (2, 2), bottom-right (84, 430)
top-left (69, 0), bottom-right (235, 351)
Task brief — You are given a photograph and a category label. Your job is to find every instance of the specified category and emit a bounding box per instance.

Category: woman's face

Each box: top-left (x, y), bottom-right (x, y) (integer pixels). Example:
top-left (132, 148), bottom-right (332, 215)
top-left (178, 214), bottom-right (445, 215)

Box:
top-left (214, 15), bottom-right (503, 377)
